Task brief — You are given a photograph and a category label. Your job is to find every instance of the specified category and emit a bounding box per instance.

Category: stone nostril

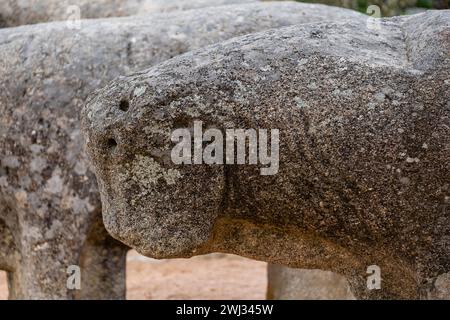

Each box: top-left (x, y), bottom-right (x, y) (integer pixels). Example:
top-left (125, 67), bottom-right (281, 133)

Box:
top-left (106, 138), bottom-right (118, 151)
top-left (119, 98), bottom-right (130, 112)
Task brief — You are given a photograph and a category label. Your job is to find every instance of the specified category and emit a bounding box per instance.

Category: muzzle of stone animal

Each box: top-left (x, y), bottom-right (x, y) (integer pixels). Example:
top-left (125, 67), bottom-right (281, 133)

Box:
top-left (81, 82), bottom-right (225, 259)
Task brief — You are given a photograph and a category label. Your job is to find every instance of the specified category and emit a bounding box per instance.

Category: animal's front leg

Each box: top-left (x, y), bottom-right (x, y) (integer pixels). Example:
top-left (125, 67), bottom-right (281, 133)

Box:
top-left (76, 215), bottom-right (128, 300)
top-left (4, 205), bottom-right (127, 300)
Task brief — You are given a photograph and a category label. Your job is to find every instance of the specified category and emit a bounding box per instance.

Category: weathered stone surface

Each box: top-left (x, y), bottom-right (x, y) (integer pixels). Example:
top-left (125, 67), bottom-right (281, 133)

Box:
top-left (267, 265), bottom-right (355, 299)
top-left (0, 1), bottom-right (364, 299)
top-left (0, 0), bottom-right (258, 27)
top-left (82, 10), bottom-right (450, 299)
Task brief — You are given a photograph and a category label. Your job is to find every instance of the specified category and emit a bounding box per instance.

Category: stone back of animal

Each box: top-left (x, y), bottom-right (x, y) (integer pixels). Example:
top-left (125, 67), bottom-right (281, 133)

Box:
top-left (0, 2), bottom-right (366, 299)
top-left (0, 0), bottom-right (259, 27)
top-left (82, 11), bottom-right (450, 299)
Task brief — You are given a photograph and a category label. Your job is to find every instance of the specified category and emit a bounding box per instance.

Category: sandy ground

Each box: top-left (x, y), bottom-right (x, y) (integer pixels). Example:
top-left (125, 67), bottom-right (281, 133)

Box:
top-left (0, 271), bottom-right (6, 300)
top-left (0, 252), bottom-right (267, 300)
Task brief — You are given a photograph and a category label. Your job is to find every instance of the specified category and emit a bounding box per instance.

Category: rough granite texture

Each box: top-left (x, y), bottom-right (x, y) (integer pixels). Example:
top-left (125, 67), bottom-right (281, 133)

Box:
top-left (0, 2), bottom-right (365, 299)
top-left (267, 265), bottom-right (355, 299)
top-left (82, 10), bottom-right (450, 299)
top-left (0, 0), bottom-right (258, 28)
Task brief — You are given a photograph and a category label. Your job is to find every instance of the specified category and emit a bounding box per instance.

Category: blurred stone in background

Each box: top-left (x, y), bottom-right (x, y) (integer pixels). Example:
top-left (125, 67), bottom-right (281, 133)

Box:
top-left (287, 0), bottom-right (449, 16)
top-left (0, 0), bottom-right (260, 28)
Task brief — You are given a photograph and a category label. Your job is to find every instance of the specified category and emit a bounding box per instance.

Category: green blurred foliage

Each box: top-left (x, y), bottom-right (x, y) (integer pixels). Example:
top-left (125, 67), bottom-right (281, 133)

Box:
top-left (294, 0), bottom-right (449, 16)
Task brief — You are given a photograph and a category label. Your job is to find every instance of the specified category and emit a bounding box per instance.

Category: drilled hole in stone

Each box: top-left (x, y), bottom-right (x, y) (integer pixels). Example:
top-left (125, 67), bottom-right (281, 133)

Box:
top-left (107, 138), bottom-right (118, 151)
top-left (119, 99), bottom-right (130, 112)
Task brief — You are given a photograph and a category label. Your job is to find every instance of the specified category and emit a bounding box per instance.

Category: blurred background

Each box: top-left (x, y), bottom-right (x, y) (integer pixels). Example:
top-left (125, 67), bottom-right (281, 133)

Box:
top-left (292, 0), bottom-right (448, 16)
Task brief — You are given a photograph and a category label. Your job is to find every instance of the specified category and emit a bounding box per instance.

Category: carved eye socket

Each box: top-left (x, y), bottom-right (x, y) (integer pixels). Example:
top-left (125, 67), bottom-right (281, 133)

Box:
top-left (106, 138), bottom-right (118, 151)
top-left (119, 98), bottom-right (130, 112)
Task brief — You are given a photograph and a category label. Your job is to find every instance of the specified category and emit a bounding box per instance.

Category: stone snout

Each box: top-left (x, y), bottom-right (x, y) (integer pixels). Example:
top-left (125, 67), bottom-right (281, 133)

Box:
top-left (171, 120), bottom-right (280, 176)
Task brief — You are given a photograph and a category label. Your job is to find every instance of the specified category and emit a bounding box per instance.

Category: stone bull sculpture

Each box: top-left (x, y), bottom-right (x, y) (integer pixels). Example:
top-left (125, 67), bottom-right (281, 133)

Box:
top-left (0, 1), bottom-right (364, 299)
top-left (0, 0), bottom-right (258, 27)
top-left (82, 10), bottom-right (450, 299)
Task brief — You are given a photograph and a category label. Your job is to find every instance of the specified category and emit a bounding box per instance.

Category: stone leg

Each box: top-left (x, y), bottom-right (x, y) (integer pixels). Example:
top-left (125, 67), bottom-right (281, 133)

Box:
top-left (420, 273), bottom-right (450, 300)
top-left (6, 246), bottom-right (78, 299)
top-left (0, 219), bottom-right (15, 273)
top-left (76, 215), bottom-right (128, 300)
top-left (0, 201), bottom-right (18, 299)
top-left (2, 204), bottom-right (127, 300)
top-left (267, 264), bottom-right (355, 300)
